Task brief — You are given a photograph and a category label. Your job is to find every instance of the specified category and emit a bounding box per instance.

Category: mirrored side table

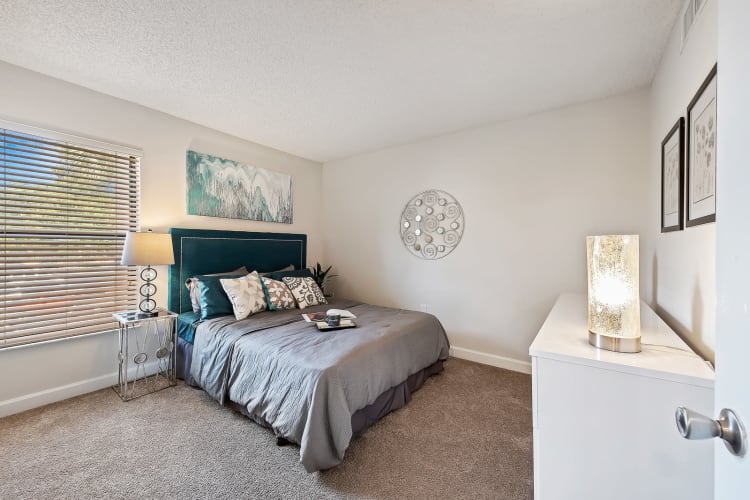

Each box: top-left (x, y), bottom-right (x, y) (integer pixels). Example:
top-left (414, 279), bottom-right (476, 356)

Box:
top-left (113, 309), bottom-right (177, 401)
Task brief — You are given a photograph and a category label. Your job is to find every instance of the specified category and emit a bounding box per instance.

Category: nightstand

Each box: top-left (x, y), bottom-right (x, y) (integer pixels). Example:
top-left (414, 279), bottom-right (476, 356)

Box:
top-left (113, 309), bottom-right (177, 401)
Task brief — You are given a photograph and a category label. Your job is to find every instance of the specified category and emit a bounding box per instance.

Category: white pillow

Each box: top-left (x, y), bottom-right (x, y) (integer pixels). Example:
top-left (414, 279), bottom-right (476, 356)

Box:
top-left (220, 271), bottom-right (267, 320)
top-left (282, 276), bottom-right (327, 310)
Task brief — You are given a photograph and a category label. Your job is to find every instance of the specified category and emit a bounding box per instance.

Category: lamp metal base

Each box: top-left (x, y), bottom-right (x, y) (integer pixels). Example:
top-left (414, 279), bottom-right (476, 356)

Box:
top-left (588, 331), bottom-right (641, 353)
top-left (138, 265), bottom-right (158, 316)
top-left (135, 310), bottom-right (158, 318)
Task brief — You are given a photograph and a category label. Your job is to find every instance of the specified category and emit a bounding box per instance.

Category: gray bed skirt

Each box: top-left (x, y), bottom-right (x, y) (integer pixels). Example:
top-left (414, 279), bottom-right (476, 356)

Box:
top-left (176, 336), bottom-right (444, 439)
top-left (176, 337), bottom-right (197, 386)
top-left (349, 357), bottom-right (444, 437)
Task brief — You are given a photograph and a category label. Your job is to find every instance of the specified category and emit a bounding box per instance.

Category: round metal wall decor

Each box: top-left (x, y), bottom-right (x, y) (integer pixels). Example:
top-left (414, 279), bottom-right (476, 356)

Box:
top-left (400, 189), bottom-right (464, 259)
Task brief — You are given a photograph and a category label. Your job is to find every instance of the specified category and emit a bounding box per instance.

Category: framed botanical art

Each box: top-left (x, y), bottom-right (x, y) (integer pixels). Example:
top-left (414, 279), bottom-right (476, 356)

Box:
top-left (661, 117), bottom-right (685, 232)
top-left (686, 64), bottom-right (717, 227)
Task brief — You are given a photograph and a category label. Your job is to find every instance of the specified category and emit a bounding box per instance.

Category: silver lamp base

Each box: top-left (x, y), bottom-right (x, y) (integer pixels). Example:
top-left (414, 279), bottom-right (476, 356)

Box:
top-left (588, 331), bottom-right (641, 353)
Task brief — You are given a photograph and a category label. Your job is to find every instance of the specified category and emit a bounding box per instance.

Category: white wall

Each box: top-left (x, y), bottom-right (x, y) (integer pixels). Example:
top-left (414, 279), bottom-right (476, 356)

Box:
top-left (645, 0), bottom-right (717, 363)
top-left (321, 89), bottom-right (651, 368)
top-left (0, 61), bottom-right (323, 416)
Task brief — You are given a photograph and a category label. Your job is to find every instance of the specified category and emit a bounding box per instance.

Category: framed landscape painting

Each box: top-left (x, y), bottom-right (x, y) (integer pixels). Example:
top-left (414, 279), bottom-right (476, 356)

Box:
top-left (186, 150), bottom-right (293, 224)
top-left (686, 64), bottom-right (717, 227)
top-left (661, 117), bottom-right (684, 233)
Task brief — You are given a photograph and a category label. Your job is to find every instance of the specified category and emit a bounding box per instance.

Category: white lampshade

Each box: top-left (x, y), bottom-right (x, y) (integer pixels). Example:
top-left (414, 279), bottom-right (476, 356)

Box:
top-left (586, 234), bottom-right (640, 353)
top-left (121, 231), bottom-right (175, 266)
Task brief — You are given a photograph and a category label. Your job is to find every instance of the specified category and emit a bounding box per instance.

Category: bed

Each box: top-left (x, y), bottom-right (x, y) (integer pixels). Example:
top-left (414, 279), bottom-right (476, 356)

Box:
top-left (168, 228), bottom-right (450, 472)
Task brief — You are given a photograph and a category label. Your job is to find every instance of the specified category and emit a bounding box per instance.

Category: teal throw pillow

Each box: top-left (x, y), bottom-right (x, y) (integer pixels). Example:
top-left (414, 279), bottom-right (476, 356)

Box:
top-left (196, 274), bottom-right (238, 319)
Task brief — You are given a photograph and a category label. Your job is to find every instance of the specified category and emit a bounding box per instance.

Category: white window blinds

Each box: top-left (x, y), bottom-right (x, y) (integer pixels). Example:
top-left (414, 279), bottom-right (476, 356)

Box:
top-left (1, 124), bottom-right (140, 348)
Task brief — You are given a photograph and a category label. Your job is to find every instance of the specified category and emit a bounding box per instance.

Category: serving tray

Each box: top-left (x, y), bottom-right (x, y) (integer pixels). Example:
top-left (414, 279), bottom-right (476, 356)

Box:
top-left (315, 319), bottom-right (356, 331)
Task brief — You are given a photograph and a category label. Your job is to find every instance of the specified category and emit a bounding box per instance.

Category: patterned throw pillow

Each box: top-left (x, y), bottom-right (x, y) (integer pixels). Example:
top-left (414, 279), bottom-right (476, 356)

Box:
top-left (261, 277), bottom-right (297, 310)
top-left (282, 276), bottom-right (327, 310)
top-left (219, 271), bottom-right (268, 320)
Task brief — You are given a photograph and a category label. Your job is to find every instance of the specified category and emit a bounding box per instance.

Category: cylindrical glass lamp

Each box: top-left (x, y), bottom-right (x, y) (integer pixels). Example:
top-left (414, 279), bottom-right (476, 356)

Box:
top-left (586, 235), bottom-right (641, 353)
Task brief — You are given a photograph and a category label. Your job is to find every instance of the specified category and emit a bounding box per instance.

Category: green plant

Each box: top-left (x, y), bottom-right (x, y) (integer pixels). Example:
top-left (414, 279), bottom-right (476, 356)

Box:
top-left (309, 262), bottom-right (338, 294)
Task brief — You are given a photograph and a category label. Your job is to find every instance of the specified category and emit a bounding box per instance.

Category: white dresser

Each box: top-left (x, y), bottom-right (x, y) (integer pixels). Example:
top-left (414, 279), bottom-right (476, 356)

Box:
top-left (529, 293), bottom-right (715, 500)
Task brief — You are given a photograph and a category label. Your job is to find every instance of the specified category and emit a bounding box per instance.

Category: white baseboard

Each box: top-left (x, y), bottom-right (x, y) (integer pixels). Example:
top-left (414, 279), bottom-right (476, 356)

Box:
top-left (450, 346), bottom-right (532, 374)
top-left (0, 361), bottom-right (162, 418)
top-left (1, 349), bottom-right (530, 418)
top-left (0, 372), bottom-right (117, 418)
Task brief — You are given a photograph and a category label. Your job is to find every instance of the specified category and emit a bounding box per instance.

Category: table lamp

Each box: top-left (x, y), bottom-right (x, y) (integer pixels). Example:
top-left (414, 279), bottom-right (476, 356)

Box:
top-left (586, 234), bottom-right (641, 353)
top-left (121, 230), bottom-right (175, 316)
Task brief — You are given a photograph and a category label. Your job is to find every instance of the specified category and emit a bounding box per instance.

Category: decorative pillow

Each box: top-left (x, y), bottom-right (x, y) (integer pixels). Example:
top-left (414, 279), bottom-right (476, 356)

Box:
top-left (186, 266), bottom-right (248, 314)
top-left (264, 268), bottom-right (313, 282)
top-left (282, 276), bottom-right (327, 310)
top-left (259, 264), bottom-right (295, 277)
top-left (261, 277), bottom-right (297, 310)
top-left (196, 275), bottom-right (235, 319)
top-left (220, 271), bottom-right (268, 320)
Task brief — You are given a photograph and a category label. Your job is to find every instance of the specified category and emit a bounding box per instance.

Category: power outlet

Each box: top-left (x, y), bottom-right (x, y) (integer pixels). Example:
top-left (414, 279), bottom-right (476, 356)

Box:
top-left (419, 303), bottom-right (428, 312)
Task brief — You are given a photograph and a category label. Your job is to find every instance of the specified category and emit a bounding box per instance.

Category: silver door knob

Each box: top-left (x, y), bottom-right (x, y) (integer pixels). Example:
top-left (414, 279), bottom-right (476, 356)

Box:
top-left (675, 406), bottom-right (747, 457)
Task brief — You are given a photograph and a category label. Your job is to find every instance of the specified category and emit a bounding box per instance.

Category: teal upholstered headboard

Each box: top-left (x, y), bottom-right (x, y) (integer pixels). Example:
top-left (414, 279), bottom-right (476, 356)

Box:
top-left (168, 228), bottom-right (307, 314)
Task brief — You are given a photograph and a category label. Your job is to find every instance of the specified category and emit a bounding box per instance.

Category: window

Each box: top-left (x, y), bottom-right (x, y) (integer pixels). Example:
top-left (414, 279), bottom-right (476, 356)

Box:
top-left (1, 122), bottom-right (140, 348)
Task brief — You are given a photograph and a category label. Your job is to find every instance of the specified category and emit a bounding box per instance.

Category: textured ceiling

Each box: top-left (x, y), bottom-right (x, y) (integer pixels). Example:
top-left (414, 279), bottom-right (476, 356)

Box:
top-left (0, 1), bottom-right (681, 162)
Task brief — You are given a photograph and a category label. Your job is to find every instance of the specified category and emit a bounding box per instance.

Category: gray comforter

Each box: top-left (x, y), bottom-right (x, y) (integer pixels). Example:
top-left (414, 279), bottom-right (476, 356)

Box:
top-left (190, 299), bottom-right (450, 472)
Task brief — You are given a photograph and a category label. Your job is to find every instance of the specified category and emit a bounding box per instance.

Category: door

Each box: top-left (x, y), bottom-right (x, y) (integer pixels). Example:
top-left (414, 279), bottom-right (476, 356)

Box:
top-left (715, 1), bottom-right (750, 498)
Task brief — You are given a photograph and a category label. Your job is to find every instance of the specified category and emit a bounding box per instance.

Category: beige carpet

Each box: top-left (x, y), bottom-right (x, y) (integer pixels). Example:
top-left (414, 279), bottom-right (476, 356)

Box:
top-left (0, 358), bottom-right (533, 499)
